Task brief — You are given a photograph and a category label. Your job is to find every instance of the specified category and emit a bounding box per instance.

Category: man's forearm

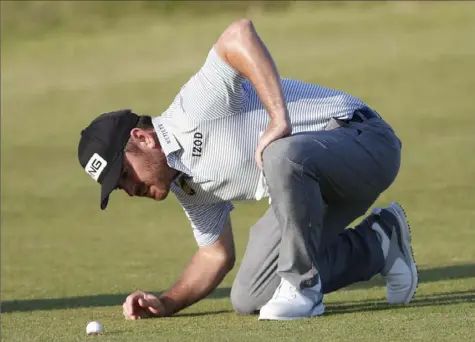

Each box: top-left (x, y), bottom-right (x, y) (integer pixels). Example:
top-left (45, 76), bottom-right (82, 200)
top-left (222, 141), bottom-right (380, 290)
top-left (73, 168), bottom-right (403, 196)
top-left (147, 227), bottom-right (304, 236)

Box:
top-left (216, 19), bottom-right (289, 123)
top-left (158, 248), bottom-right (233, 316)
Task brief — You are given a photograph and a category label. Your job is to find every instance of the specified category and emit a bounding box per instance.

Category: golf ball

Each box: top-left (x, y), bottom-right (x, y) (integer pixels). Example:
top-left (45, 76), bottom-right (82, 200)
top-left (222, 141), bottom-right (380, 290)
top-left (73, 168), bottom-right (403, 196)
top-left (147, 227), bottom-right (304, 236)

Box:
top-left (86, 321), bottom-right (103, 335)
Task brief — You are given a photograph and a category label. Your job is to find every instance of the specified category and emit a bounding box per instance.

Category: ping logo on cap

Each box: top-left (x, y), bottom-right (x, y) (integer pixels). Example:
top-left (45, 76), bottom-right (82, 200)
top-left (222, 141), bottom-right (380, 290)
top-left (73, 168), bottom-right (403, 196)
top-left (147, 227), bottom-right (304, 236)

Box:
top-left (85, 153), bottom-right (107, 181)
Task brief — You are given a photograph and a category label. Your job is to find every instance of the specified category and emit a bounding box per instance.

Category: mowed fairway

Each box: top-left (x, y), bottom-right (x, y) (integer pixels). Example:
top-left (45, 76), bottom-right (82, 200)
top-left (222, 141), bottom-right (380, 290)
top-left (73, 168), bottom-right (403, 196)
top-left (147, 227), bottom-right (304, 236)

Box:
top-left (1, 2), bottom-right (475, 341)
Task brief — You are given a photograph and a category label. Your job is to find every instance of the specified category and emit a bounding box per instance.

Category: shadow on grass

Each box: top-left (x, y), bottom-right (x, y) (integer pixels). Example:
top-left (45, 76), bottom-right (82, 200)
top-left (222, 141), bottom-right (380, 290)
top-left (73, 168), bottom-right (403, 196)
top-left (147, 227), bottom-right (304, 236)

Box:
top-left (174, 310), bottom-right (233, 317)
top-left (1, 287), bottom-right (231, 314)
top-left (345, 263), bottom-right (475, 291)
top-left (2, 264), bottom-right (474, 314)
top-left (326, 289), bottom-right (474, 316)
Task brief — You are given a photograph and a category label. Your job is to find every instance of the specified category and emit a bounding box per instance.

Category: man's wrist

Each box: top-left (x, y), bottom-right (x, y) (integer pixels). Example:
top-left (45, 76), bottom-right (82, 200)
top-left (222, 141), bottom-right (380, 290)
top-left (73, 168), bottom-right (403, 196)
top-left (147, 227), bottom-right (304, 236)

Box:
top-left (158, 294), bottom-right (178, 317)
top-left (269, 110), bottom-right (290, 125)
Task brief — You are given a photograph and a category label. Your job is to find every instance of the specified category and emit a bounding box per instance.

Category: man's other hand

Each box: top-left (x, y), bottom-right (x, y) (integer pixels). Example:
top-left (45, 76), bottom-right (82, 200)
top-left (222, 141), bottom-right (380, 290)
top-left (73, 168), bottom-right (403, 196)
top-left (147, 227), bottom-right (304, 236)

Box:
top-left (122, 291), bottom-right (165, 319)
top-left (256, 118), bottom-right (292, 169)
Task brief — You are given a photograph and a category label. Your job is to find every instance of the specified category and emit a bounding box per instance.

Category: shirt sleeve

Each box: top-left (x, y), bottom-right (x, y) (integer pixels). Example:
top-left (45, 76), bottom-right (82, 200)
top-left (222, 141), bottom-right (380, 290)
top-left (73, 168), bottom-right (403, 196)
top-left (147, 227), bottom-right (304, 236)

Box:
top-left (179, 46), bottom-right (246, 121)
top-left (178, 199), bottom-right (235, 247)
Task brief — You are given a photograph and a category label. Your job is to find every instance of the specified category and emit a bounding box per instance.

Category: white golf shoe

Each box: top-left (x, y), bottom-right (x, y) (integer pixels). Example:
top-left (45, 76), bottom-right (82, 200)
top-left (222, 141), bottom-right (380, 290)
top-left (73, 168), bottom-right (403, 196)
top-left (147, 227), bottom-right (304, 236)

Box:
top-left (258, 277), bottom-right (324, 320)
top-left (372, 202), bottom-right (418, 304)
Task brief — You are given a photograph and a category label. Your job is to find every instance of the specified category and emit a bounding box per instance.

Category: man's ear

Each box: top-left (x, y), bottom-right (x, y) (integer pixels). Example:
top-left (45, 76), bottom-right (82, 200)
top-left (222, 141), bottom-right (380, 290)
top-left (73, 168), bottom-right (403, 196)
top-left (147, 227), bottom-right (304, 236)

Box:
top-left (130, 128), bottom-right (157, 150)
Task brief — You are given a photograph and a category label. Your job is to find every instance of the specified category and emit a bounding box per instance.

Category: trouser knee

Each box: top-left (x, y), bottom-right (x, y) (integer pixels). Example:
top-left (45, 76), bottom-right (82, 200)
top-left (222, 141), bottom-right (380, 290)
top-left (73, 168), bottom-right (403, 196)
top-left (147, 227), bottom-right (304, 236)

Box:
top-left (230, 283), bottom-right (259, 315)
top-left (262, 138), bottom-right (303, 188)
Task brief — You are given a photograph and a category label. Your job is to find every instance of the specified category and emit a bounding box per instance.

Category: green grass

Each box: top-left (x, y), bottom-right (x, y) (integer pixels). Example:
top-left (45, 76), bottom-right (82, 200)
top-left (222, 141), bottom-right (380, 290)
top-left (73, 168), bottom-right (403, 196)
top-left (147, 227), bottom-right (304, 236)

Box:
top-left (2, 2), bottom-right (475, 341)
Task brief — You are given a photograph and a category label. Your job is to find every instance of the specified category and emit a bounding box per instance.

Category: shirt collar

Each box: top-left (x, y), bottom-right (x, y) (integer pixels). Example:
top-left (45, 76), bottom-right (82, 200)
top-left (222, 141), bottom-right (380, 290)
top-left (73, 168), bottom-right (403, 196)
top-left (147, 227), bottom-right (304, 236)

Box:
top-left (152, 116), bottom-right (182, 156)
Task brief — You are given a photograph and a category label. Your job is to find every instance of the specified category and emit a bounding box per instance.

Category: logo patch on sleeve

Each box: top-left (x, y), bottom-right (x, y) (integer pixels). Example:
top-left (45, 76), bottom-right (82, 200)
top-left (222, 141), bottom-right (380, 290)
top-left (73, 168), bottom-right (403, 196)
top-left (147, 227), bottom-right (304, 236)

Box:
top-left (177, 175), bottom-right (196, 196)
top-left (85, 153), bottom-right (107, 181)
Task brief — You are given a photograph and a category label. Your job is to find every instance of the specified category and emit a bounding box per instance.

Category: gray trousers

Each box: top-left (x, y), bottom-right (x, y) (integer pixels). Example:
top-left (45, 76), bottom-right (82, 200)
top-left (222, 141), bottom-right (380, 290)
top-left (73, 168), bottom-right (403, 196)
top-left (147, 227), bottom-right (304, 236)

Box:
top-left (230, 113), bottom-right (402, 314)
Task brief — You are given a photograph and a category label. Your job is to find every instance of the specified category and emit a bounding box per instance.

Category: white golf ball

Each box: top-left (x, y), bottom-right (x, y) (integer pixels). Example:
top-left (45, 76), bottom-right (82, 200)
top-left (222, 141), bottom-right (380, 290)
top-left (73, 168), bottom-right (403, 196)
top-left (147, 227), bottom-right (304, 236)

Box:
top-left (86, 321), bottom-right (104, 335)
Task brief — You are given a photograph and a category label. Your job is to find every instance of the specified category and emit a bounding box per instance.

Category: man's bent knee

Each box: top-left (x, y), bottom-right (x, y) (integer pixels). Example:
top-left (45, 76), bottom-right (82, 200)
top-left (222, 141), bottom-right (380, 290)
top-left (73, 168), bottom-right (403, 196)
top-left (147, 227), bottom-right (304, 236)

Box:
top-left (262, 138), bottom-right (295, 167)
top-left (263, 137), bottom-right (300, 171)
top-left (230, 284), bottom-right (259, 315)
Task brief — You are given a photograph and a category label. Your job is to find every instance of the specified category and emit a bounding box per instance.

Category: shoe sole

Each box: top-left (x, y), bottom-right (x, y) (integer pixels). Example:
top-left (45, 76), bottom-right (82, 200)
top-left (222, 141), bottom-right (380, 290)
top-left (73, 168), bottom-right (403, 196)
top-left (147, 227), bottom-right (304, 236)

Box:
top-left (386, 202), bottom-right (419, 304)
top-left (258, 302), bottom-right (325, 321)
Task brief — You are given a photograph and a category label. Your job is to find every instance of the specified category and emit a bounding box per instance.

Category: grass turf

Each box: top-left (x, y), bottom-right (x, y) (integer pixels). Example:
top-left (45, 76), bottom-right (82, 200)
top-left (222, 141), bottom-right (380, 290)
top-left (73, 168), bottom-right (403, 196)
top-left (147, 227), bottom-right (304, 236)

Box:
top-left (1, 2), bottom-right (475, 341)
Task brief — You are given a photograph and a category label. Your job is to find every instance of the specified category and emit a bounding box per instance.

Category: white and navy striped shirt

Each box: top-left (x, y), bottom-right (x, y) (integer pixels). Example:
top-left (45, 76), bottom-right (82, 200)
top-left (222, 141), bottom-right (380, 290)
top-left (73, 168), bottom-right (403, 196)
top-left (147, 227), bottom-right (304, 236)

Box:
top-left (152, 47), bottom-right (367, 246)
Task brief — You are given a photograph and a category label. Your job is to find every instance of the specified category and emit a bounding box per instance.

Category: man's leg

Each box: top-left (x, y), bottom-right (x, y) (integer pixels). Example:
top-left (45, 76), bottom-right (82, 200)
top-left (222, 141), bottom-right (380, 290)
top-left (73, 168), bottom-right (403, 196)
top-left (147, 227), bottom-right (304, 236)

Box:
top-left (260, 130), bottom-right (386, 287)
top-left (318, 201), bottom-right (382, 294)
top-left (230, 200), bottom-right (417, 315)
top-left (231, 200), bottom-right (379, 314)
top-left (231, 117), bottom-right (417, 318)
top-left (258, 116), bottom-right (410, 319)
top-left (230, 207), bottom-right (281, 314)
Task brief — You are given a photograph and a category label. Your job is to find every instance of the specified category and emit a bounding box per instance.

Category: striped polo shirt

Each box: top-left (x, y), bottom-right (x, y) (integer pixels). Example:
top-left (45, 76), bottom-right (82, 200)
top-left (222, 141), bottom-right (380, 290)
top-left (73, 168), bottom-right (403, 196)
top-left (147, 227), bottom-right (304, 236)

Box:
top-left (152, 47), bottom-right (367, 246)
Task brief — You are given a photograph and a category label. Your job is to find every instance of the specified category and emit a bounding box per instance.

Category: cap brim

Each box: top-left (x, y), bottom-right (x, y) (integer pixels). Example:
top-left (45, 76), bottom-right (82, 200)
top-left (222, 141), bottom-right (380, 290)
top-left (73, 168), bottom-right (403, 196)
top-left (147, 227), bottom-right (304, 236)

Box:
top-left (100, 153), bottom-right (124, 210)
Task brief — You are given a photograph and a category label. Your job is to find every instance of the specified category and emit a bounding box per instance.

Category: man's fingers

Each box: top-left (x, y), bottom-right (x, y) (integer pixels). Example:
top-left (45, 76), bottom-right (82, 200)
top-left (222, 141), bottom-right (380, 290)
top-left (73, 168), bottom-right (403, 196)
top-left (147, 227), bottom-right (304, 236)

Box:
top-left (255, 139), bottom-right (268, 170)
top-left (146, 300), bottom-right (160, 315)
top-left (141, 294), bottom-right (161, 315)
top-left (123, 302), bottom-right (132, 316)
top-left (255, 147), bottom-right (263, 170)
top-left (255, 129), bottom-right (281, 169)
top-left (122, 292), bottom-right (162, 319)
top-left (124, 294), bottom-right (136, 316)
top-left (137, 298), bottom-right (148, 308)
top-left (124, 291), bottom-right (145, 317)
top-left (123, 309), bottom-right (137, 320)
top-left (123, 305), bottom-right (137, 320)
top-left (123, 301), bottom-right (138, 320)
top-left (256, 120), bottom-right (292, 169)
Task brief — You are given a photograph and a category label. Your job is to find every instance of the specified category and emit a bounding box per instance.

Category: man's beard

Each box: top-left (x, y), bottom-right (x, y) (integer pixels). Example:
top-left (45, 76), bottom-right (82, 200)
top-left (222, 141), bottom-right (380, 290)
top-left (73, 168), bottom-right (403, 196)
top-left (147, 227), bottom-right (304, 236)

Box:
top-left (143, 151), bottom-right (171, 199)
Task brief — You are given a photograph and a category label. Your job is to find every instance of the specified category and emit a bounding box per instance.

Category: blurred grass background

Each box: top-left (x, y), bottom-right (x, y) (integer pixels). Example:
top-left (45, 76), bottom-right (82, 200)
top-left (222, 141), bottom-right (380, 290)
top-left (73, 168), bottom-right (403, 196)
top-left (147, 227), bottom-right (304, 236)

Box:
top-left (1, 1), bottom-right (475, 341)
top-left (2, 0), bottom-right (292, 41)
